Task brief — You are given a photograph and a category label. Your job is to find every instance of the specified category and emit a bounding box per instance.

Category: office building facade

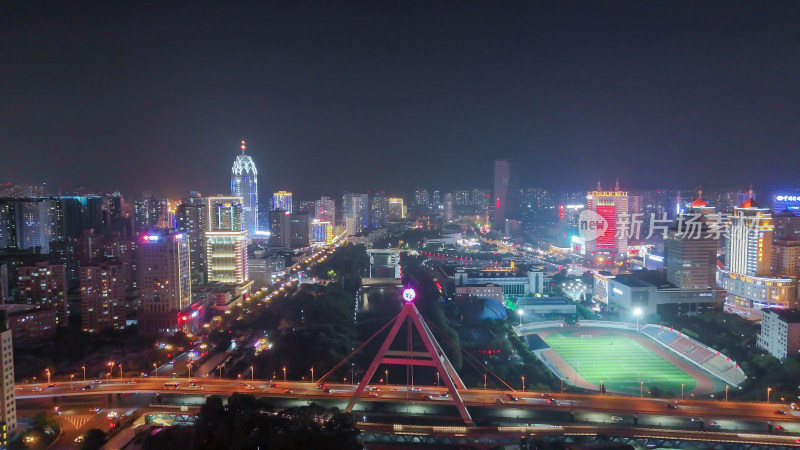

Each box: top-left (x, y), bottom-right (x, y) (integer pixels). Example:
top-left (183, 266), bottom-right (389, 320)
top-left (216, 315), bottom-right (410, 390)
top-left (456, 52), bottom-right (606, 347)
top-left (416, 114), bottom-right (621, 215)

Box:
top-left (231, 140), bottom-right (259, 236)
top-left (136, 230), bottom-right (192, 334)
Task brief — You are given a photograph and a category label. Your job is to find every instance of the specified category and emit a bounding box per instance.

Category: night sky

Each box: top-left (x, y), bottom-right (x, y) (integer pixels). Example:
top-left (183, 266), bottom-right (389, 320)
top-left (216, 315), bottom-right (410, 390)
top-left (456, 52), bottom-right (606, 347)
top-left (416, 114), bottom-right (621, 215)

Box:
top-left (2, 1), bottom-right (799, 200)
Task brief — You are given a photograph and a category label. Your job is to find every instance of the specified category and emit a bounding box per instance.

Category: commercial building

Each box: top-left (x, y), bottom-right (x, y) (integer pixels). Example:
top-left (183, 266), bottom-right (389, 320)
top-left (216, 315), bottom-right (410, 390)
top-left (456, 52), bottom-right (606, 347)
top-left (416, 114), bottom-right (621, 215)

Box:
top-left (772, 192), bottom-right (800, 214)
top-left (80, 263), bottom-right (126, 333)
top-left (272, 191), bottom-right (293, 213)
top-left (454, 284), bottom-right (504, 303)
top-left (719, 190), bottom-right (798, 308)
top-left (454, 264), bottom-right (546, 299)
top-left (586, 181), bottom-right (629, 259)
top-left (289, 213), bottom-right (311, 248)
top-left (269, 210), bottom-right (291, 248)
top-left (206, 197), bottom-right (248, 283)
top-left (16, 262), bottom-right (67, 326)
top-left (311, 220), bottom-right (333, 244)
top-left (757, 308), bottom-right (800, 361)
top-left (773, 210), bottom-right (800, 240)
top-left (493, 160), bottom-right (510, 227)
top-left (314, 196), bottom-right (335, 224)
top-left (231, 140), bottom-right (259, 236)
top-left (388, 198), bottom-right (406, 221)
top-left (664, 192), bottom-right (719, 290)
top-left (176, 194), bottom-right (207, 284)
top-left (594, 271), bottom-right (724, 317)
top-left (414, 190), bottom-right (430, 208)
top-left (136, 230), bottom-right (191, 334)
top-left (247, 255), bottom-right (285, 290)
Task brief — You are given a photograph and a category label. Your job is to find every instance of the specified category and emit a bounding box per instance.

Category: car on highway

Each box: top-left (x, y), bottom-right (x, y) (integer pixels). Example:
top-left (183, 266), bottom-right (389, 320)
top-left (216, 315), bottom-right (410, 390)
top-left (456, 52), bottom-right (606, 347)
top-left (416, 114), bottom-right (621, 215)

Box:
top-left (90, 408), bottom-right (101, 413)
top-left (547, 398), bottom-right (559, 406)
top-left (610, 416), bottom-right (624, 422)
top-left (541, 393), bottom-right (552, 398)
top-left (46, 383), bottom-right (57, 389)
top-left (32, 387), bottom-right (43, 392)
top-left (666, 404), bottom-right (677, 409)
top-left (494, 398), bottom-right (503, 404)
top-left (774, 410), bottom-right (788, 415)
top-left (284, 389), bottom-right (294, 394)
top-left (367, 391), bottom-right (379, 397)
top-left (775, 425), bottom-right (786, 433)
top-left (438, 393), bottom-right (450, 398)
top-left (707, 421), bottom-right (721, 429)
top-left (690, 417), bottom-right (703, 423)
top-left (674, 400), bottom-right (686, 404)
top-left (81, 384), bottom-right (94, 391)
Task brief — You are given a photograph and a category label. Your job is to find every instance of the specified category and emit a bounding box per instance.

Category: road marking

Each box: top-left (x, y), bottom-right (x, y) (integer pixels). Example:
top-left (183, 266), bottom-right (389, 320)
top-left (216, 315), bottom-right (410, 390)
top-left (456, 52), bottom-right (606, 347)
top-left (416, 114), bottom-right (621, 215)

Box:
top-left (62, 414), bottom-right (94, 429)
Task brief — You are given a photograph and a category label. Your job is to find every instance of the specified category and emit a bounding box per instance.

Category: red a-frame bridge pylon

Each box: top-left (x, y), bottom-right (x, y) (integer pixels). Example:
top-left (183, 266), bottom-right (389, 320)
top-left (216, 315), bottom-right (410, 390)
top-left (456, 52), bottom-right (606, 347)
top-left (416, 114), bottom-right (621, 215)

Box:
top-left (343, 289), bottom-right (473, 425)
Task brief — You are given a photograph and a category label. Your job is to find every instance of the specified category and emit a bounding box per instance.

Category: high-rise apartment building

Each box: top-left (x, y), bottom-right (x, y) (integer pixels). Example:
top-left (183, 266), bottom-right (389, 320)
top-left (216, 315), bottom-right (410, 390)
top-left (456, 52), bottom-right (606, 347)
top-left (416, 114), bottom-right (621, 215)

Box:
top-left (0, 326), bottom-right (16, 435)
top-left (80, 263), bottom-right (126, 333)
top-left (206, 197), bottom-right (248, 283)
top-left (414, 190), bottom-right (430, 208)
top-left (773, 237), bottom-right (800, 277)
top-left (314, 197), bottom-right (335, 224)
top-left (136, 230), bottom-right (191, 334)
top-left (176, 194), bottom-right (207, 284)
top-left (586, 182), bottom-right (629, 258)
top-left (493, 160), bottom-right (510, 227)
top-left (133, 193), bottom-right (169, 233)
top-left (369, 192), bottom-right (389, 229)
top-left (443, 193), bottom-right (454, 222)
top-left (272, 191), bottom-right (293, 213)
top-left (311, 220), bottom-right (333, 244)
top-left (16, 262), bottom-right (67, 326)
top-left (231, 140), bottom-right (259, 236)
top-left (342, 192), bottom-right (369, 235)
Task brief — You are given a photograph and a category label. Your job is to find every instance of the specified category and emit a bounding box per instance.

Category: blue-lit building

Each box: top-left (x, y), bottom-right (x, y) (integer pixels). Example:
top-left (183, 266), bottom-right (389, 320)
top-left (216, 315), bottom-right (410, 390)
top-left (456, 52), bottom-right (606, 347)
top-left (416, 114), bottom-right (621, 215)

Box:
top-left (231, 140), bottom-right (259, 237)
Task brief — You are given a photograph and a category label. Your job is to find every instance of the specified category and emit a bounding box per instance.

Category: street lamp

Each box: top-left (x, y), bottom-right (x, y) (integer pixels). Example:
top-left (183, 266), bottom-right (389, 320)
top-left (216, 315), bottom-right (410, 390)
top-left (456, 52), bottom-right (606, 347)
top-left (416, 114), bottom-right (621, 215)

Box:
top-left (251, 366), bottom-right (254, 382)
top-left (119, 364), bottom-right (123, 379)
top-left (521, 375), bottom-right (525, 392)
top-left (310, 367), bottom-right (314, 384)
top-left (633, 307), bottom-right (642, 332)
top-left (70, 374), bottom-right (74, 391)
top-left (681, 383), bottom-right (685, 400)
top-left (436, 372), bottom-right (440, 387)
top-left (725, 385), bottom-right (729, 402)
top-left (640, 381), bottom-right (644, 398)
top-left (218, 366), bottom-right (223, 379)
top-left (767, 387), bottom-right (772, 404)
top-left (385, 369), bottom-right (388, 385)
top-left (282, 367), bottom-right (286, 382)
top-left (81, 365), bottom-right (86, 382)
top-left (45, 368), bottom-right (51, 384)
top-left (517, 308), bottom-right (524, 326)
top-left (153, 363), bottom-right (158, 379)
top-left (187, 363), bottom-right (192, 378)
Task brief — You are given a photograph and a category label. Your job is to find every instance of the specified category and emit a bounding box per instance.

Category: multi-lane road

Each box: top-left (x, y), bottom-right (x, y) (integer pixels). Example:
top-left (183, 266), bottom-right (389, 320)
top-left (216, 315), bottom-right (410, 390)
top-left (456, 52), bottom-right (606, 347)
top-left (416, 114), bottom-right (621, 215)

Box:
top-left (18, 378), bottom-right (800, 428)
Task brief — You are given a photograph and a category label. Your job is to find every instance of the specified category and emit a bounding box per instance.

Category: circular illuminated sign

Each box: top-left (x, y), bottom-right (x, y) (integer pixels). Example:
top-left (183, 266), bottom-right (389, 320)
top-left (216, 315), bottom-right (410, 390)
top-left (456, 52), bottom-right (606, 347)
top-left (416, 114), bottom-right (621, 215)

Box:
top-left (403, 288), bottom-right (416, 302)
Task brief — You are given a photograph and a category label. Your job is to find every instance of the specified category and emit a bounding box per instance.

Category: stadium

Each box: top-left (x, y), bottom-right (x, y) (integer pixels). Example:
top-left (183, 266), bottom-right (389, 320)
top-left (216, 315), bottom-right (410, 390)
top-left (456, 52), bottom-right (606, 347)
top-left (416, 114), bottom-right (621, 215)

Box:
top-left (516, 320), bottom-right (745, 397)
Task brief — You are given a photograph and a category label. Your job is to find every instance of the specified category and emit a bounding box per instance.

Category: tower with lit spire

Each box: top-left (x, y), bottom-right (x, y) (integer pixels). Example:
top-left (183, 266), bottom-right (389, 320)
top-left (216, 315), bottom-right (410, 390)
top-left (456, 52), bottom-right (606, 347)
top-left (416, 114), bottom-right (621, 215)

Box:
top-left (231, 140), bottom-right (259, 237)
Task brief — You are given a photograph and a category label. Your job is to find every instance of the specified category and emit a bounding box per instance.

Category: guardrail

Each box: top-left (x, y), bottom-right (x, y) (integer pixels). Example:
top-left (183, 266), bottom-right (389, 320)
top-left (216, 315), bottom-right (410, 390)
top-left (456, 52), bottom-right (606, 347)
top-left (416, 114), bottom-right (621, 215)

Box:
top-left (576, 320), bottom-right (639, 330)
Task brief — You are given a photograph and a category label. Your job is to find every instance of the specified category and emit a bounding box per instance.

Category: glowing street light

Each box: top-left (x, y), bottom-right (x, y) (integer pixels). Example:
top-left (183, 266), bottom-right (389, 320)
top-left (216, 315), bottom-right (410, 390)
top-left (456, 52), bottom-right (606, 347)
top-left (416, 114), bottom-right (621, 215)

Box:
top-left (310, 367), bottom-right (314, 384)
top-left (81, 365), bottom-right (86, 382)
top-left (633, 307), bottom-right (642, 332)
top-left (251, 366), bottom-right (254, 382)
top-left (517, 308), bottom-right (524, 326)
top-left (402, 288), bottom-right (416, 303)
top-left (767, 387), bottom-right (772, 404)
top-left (153, 363), bottom-right (158, 379)
top-left (681, 383), bottom-right (685, 400)
top-left (45, 368), bottom-right (51, 384)
top-left (187, 363), bottom-right (192, 378)
top-left (70, 374), bottom-right (74, 391)
top-left (521, 375), bottom-right (525, 392)
top-left (282, 367), bottom-right (287, 382)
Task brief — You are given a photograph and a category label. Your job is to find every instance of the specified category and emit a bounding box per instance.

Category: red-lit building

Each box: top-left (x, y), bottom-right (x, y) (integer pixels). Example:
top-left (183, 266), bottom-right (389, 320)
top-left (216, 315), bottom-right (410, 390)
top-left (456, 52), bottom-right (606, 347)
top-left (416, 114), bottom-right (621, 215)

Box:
top-left (586, 182), bottom-right (629, 261)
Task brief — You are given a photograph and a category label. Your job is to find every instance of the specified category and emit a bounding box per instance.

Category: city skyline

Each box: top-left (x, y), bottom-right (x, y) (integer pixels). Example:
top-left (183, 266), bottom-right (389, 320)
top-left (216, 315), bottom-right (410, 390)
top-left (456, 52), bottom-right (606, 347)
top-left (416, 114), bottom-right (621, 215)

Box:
top-left (3, 2), bottom-right (800, 198)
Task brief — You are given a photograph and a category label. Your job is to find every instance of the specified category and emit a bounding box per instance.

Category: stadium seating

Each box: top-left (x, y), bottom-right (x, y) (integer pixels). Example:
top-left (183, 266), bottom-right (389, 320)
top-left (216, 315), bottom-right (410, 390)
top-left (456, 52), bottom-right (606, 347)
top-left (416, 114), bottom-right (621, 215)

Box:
top-left (640, 325), bottom-right (746, 386)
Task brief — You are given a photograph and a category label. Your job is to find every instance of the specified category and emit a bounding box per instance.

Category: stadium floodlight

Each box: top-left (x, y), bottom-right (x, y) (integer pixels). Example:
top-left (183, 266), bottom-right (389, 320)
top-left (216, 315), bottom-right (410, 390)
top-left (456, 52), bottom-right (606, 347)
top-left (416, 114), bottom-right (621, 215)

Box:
top-left (517, 308), bottom-right (524, 326)
top-left (633, 307), bottom-right (643, 332)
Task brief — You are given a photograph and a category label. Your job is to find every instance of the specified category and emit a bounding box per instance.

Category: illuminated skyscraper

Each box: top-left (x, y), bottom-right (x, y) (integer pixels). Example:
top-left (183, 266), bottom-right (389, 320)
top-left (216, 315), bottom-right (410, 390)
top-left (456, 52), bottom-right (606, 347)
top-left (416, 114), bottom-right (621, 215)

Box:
top-left (586, 181), bottom-right (629, 259)
top-left (206, 197), bottom-right (248, 283)
top-left (315, 196), bottom-right (335, 223)
top-left (136, 229), bottom-right (191, 335)
top-left (231, 140), bottom-right (259, 236)
top-left (272, 191), bottom-right (293, 213)
top-left (176, 194), bottom-right (207, 284)
top-left (388, 198), bottom-right (405, 221)
top-left (726, 190), bottom-right (773, 277)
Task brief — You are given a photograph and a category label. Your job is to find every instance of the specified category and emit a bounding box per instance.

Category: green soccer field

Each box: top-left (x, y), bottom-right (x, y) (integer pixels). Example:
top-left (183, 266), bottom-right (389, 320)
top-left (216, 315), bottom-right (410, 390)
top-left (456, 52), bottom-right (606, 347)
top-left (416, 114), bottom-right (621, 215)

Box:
top-left (544, 329), bottom-right (697, 396)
